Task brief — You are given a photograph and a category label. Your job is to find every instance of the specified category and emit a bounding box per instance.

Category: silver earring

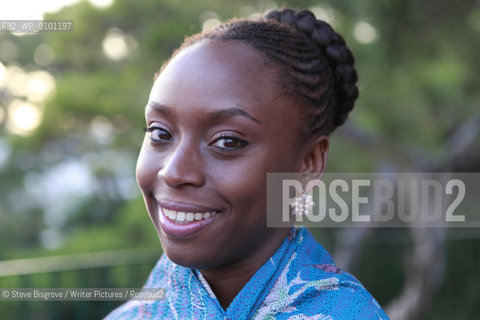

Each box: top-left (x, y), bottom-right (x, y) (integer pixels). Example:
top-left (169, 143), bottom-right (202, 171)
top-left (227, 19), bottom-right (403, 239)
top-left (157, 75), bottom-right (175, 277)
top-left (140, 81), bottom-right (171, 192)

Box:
top-left (290, 191), bottom-right (313, 216)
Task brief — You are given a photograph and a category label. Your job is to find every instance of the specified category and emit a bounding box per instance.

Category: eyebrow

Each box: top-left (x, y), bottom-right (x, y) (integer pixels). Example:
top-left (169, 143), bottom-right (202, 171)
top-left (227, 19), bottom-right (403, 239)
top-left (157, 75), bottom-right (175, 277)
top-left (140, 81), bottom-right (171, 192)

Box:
top-left (146, 102), bottom-right (261, 124)
top-left (146, 102), bottom-right (172, 117)
top-left (209, 107), bottom-right (261, 124)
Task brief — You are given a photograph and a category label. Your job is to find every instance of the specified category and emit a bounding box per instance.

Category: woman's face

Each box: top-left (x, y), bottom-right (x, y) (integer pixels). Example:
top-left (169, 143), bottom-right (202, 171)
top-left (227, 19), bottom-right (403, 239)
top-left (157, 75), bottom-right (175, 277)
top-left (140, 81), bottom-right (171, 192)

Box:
top-left (136, 39), bottom-right (306, 269)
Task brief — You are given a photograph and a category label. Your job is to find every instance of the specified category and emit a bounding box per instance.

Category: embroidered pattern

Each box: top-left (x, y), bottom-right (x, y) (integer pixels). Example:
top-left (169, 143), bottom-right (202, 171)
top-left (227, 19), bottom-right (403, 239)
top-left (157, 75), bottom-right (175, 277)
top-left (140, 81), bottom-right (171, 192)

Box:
top-left (105, 228), bottom-right (390, 320)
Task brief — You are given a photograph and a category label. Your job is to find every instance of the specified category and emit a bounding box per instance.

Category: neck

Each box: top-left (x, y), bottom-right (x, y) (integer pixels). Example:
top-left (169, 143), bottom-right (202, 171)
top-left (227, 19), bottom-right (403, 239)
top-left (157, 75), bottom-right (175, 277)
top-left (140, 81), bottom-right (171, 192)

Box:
top-left (198, 228), bottom-right (290, 310)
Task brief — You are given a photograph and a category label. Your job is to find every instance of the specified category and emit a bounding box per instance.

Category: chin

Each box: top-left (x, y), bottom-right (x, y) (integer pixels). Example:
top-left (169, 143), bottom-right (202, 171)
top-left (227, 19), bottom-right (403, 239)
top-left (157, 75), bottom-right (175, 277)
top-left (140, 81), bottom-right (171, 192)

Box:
top-left (159, 237), bottom-right (218, 270)
top-left (164, 250), bottom-right (218, 270)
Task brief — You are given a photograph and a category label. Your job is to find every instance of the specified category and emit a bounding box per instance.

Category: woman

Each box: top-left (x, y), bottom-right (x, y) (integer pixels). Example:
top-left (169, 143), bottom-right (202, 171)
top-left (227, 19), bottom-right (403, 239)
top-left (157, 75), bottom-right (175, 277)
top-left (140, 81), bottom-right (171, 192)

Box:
top-left (106, 8), bottom-right (390, 319)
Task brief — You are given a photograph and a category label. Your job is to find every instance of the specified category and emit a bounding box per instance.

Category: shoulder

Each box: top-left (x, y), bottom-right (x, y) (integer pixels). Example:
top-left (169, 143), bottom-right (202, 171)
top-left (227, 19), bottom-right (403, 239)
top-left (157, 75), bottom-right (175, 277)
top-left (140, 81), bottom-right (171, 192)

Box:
top-left (254, 228), bottom-right (390, 319)
top-left (287, 271), bottom-right (389, 319)
top-left (104, 255), bottom-right (189, 319)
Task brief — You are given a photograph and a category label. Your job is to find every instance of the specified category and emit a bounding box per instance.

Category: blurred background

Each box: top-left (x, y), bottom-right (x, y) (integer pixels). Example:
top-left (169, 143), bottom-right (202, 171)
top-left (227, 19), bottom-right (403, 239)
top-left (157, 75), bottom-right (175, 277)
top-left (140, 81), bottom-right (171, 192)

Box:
top-left (0, 0), bottom-right (479, 319)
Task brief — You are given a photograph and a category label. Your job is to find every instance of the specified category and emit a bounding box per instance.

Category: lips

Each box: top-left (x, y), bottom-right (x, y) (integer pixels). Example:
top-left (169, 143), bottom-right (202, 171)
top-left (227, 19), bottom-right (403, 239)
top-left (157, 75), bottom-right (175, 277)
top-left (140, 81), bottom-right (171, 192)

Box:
top-left (157, 200), bottom-right (222, 238)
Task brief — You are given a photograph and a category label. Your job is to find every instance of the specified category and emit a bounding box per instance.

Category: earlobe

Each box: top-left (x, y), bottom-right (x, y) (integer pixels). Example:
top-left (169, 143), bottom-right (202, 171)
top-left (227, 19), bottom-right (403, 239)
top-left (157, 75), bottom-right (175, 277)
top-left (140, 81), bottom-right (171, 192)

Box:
top-left (300, 135), bottom-right (329, 176)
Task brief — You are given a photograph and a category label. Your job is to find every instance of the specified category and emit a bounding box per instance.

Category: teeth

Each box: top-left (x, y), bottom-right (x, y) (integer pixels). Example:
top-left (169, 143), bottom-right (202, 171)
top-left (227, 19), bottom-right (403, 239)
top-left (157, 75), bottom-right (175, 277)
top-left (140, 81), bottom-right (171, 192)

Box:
top-left (164, 209), bottom-right (176, 220)
top-left (177, 212), bottom-right (185, 221)
top-left (161, 207), bottom-right (218, 224)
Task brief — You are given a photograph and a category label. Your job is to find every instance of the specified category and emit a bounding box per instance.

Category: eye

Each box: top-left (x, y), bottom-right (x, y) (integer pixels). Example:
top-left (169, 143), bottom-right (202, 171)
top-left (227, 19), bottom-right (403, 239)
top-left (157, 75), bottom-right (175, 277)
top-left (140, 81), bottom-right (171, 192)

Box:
top-left (144, 125), bottom-right (173, 142)
top-left (209, 134), bottom-right (249, 151)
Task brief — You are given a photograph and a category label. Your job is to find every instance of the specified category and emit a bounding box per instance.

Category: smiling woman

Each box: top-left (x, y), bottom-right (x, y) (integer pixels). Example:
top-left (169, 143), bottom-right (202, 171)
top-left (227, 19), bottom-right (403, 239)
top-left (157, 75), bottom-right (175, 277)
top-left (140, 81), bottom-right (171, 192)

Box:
top-left (106, 8), bottom-right (390, 320)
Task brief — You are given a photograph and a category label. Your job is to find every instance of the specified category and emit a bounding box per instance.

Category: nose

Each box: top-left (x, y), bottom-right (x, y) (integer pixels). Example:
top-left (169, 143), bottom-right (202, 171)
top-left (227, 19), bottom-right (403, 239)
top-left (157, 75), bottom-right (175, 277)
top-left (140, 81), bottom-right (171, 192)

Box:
top-left (157, 139), bottom-right (206, 188)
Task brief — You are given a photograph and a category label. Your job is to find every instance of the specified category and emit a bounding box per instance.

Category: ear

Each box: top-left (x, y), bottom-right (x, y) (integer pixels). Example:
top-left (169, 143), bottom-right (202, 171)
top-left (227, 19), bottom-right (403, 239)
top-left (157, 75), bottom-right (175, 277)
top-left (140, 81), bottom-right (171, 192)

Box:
top-left (300, 135), bottom-right (329, 177)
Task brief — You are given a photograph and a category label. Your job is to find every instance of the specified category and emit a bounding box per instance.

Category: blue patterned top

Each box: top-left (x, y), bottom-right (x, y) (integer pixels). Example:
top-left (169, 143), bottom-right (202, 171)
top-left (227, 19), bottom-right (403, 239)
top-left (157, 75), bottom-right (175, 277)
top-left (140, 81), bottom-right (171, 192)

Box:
top-left (105, 227), bottom-right (390, 319)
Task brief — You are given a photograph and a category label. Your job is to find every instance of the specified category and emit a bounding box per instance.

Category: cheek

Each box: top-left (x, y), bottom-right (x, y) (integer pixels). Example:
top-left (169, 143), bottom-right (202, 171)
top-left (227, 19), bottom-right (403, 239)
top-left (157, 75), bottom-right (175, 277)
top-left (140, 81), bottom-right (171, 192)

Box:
top-left (212, 149), bottom-right (297, 210)
top-left (217, 165), bottom-right (266, 207)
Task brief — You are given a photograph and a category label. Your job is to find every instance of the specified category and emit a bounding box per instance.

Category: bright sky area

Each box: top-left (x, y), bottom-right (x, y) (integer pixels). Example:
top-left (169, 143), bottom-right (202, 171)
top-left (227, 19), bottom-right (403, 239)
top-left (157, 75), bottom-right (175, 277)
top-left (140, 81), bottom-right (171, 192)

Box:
top-left (0, 0), bottom-right (113, 20)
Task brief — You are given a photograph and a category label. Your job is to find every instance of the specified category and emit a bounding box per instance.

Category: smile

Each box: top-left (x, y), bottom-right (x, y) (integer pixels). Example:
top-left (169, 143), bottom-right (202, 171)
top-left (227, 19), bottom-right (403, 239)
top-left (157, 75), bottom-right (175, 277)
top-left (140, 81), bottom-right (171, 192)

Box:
top-left (162, 207), bottom-right (218, 224)
top-left (156, 201), bottom-right (222, 237)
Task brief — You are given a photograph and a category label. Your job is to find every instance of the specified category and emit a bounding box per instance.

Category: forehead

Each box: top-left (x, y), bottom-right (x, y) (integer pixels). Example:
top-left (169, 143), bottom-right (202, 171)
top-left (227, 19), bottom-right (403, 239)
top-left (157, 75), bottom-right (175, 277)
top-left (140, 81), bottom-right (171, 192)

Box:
top-left (148, 39), bottom-right (285, 122)
top-left (162, 39), bottom-right (272, 86)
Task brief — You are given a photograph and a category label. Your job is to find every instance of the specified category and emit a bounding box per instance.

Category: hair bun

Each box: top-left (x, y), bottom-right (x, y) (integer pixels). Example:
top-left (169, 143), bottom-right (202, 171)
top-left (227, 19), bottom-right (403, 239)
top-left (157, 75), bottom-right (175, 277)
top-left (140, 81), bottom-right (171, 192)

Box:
top-left (174, 7), bottom-right (359, 135)
top-left (266, 8), bottom-right (359, 129)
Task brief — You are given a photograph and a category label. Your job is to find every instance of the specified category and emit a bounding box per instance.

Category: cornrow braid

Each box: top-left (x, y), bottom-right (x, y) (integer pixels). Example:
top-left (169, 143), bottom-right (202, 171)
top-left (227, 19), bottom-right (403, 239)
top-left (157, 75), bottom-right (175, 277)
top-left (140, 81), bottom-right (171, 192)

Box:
top-left (160, 8), bottom-right (359, 136)
top-left (264, 9), bottom-right (359, 133)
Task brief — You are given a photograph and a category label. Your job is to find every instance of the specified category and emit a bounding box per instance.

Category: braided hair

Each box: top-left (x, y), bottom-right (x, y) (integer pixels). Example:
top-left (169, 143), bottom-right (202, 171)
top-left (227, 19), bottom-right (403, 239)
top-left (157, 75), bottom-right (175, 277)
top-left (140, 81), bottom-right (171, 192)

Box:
top-left (158, 8), bottom-right (358, 137)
